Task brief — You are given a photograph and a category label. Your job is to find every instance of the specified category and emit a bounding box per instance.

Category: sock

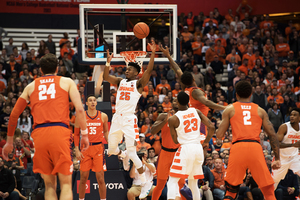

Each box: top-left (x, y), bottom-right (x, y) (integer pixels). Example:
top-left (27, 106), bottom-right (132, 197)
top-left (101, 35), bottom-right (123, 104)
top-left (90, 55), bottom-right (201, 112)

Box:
top-left (100, 199), bottom-right (106, 200)
top-left (139, 172), bottom-right (146, 183)
top-left (260, 184), bottom-right (276, 200)
top-left (79, 198), bottom-right (84, 200)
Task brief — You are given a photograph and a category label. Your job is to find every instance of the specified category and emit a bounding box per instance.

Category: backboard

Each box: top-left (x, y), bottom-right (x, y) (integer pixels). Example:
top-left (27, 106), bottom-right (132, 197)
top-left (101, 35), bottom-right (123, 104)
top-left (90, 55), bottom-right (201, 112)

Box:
top-left (78, 4), bottom-right (179, 66)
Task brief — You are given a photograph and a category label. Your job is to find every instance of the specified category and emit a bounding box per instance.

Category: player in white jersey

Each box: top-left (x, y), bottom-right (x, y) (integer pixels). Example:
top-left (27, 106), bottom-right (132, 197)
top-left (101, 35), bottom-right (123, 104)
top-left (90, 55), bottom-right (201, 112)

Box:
top-left (103, 42), bottom-right (156, 199)
top-left (167, 91), bottom-right (215, 200)
top-left (273, 108), bottom-right (300, 189)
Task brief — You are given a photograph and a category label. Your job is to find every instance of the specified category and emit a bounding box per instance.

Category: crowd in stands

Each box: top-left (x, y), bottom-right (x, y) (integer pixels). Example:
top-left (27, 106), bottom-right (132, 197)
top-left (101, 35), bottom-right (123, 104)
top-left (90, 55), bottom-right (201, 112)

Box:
top-left (0, 2), bottom-right (300, 199)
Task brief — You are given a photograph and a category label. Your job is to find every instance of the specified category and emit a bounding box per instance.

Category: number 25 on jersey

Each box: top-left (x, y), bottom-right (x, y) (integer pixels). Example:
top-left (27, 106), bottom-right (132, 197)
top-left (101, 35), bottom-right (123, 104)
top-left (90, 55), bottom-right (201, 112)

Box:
top-left (119, 92), bottom-right (130, 101)
top-left (39, 84), bottom-right (56, 100)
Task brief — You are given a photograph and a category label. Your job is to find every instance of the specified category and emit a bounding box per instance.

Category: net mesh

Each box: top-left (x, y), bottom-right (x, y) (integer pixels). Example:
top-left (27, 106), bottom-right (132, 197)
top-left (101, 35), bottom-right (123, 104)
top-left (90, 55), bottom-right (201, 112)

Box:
top-left (120, 51), bottom-right (147, 71)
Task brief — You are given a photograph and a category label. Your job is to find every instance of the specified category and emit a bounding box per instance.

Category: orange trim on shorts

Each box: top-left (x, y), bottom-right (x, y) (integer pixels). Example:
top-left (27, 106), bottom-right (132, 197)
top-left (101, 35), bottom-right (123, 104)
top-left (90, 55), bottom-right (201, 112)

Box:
top-left (135, 135), bottom-right (139, 139)
top-left (175, 152), bottom-right (180, 156)
top-left (171, 165), bottom-right (182, 170)
top-left (134, 124), bottom-right (138, 128)
top-left (194, 174), bottom-right (204, 179)
top-left (169, 172), bottom-right (188, 178)
top-left (174, 159), bottom-right (181, 163)
top-left (135, 129), bottom-right (139, 133)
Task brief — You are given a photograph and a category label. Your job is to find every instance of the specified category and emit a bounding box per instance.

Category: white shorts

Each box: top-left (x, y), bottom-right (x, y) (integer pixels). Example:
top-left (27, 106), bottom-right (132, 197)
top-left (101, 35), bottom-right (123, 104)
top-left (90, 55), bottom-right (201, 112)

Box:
top-left (169, 144), bottom-right (204, 179)
top-left (108, 114), bottom-right (139, 147)
top-left (272, 155), bottom-right (300, 183)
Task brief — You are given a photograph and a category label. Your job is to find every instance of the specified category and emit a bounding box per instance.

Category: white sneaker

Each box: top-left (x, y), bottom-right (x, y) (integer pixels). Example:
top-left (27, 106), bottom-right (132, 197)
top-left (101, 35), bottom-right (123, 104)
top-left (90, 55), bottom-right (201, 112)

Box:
top-left (139, 181), bottom-right (152, 199)
top-left (122, 151), bottom-right (130, 171)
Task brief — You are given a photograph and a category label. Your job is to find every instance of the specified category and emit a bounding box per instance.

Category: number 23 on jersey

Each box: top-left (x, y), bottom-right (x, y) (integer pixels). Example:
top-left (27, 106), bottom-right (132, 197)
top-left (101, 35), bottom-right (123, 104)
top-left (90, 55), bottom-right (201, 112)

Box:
top-left (183, 118), bottom-right (198, 133)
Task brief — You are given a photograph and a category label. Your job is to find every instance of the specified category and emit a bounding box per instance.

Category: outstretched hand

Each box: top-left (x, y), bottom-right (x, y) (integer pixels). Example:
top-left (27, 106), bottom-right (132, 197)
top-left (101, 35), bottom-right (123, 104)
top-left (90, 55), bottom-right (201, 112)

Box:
top-left (159, 44), bottom-right (170, 56)
top-left (106, 49), bottom-right (113, 63)
top-left (148, 40), bottom-right (157, 53)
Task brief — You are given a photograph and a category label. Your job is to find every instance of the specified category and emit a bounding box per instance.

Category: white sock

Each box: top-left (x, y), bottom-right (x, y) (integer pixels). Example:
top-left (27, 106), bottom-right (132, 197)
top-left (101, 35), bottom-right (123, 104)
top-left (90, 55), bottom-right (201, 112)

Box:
top-left (139, 172), bottom-right (146, 183)
top-left (101, 199), bottom-right (106, 200)
top-left (79, 198), bottom-right (84, 200)
top-left (120, 150), bottom-right (127, 159)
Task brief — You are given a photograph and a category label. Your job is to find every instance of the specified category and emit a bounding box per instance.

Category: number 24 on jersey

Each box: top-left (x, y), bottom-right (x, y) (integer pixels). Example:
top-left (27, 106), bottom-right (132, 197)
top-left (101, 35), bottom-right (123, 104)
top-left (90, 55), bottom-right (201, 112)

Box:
top-left (39, 83), bottom-right (56, 100)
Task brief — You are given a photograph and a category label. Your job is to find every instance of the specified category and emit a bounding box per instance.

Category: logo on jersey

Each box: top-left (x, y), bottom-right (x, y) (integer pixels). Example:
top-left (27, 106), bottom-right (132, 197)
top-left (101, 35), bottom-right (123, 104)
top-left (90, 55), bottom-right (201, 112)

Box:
top-left (131, 82), bottom-right (134, 87)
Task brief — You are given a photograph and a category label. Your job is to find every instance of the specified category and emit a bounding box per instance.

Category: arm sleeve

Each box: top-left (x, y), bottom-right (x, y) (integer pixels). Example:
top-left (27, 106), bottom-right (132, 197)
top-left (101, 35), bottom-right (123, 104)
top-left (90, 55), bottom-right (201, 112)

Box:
top-left (8, 97), bottom-right (28, 136)
top-left (74, 127), bottom-right (80, 147)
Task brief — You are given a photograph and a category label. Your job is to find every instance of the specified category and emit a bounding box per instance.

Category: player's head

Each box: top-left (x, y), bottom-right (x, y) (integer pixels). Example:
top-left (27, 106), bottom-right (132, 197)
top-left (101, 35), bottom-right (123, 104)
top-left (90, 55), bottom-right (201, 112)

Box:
top-left (86, 94), bottom-right (97, 109)
top-left (235, 80), bottom-right (252, 100)
top-left (40, 53), bottom-right (57, 75)
top-left (181, 71), bottom-right (194, 86)
top-left (177, 91), bottom-right (189, 107)
top-left (125, 62), bottom-right (140, 79)
top-left (290, 107), bottom-right (300, 124)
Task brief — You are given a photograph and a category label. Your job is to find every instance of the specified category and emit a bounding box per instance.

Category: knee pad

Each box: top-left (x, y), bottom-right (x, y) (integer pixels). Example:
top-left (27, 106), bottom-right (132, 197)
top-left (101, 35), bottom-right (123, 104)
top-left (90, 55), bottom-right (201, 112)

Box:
top-left (224, 181), bottom-right (240, 200)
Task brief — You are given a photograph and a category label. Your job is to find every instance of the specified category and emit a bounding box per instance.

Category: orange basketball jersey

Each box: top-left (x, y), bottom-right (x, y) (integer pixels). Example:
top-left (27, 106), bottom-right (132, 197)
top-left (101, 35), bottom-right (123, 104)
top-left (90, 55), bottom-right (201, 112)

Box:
top-left (30, 75), bottom-right (69, 129)
top-left (86, 110), bottom-right (104, 143)
top-left (184, 87), bottom-right (209, 116)
top-left (161, 122), bottom-right (180, 149)
top-left (230, 102), bottom-right (262, 143)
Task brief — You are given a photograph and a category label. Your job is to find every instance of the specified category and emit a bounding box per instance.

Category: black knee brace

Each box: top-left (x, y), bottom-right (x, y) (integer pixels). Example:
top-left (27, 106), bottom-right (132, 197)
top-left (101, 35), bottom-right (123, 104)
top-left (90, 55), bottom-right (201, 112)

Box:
top-left (224, 181), bottom-right (240, 200)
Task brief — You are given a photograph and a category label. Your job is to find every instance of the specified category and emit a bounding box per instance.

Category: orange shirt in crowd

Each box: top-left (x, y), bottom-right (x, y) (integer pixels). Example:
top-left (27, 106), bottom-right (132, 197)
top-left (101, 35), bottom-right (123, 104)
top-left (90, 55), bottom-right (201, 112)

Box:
top-left (238, 65), bottom-right (248, 76)
top-left (15, 55), bottom-right (22, 65)
top-left (238, 44), bottom-right (247, 55)
top-left (285, 27), bottom-right (292, 41)
top-left (59, 38), bottom-right (69, 49)
top-left (205, 48), bottom-right (218, 64)
top-left (0, 81), bottom-right (5, 93)
top-left (192, 41), bottom-right (203, 55)
top-left (141, 124), bottom-right (151, 134)
top-left (215, 38), bottom-right (227, 48)
top-left (225, 14), bottom-right (234, 23)
top-left (226, 54), bottom-right (241, 64)
top-left (242, 53), bottom-right (252, 62)
top-left (172, 89), bottom-right (180, 97)
top-left (248, 55), bottom-right (265, 69)
top-left (194, 31), bottom-right (203, 40)
top-left (221, 142), bottom-right (232, 149)
top-left (276, 43), bottom-right (290, 57)
top-left (136, 141), bottom-right (151, 152)
top-left (156, 83), bottom-right (171, 94)
top-left (214, 46), bottom-right (226, 64)
top-left (277, 80), bottom-right (286, 89)
top-left (267, 95), bottom-right (284, 104)
top-left (162, 101), bottom-right (172, 112)
top-left (181, 32), bottom-right (193, 42)
top-left (260, 20), bottom-right (274, 30)
top-left (202, 18), bottom-right (219, 28)
top-left (60, 48), bottom-right (75, 60)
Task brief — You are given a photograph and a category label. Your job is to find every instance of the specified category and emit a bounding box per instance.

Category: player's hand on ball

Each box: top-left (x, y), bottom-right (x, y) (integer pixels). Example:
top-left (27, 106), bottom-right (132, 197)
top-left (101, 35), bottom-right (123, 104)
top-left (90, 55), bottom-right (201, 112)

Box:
top-left (2, 142), bottom-right (14, 161)
top-left (80, 135), bottom-right (89, 152)
top-left (106, 49), bottom-right (113, 63)
top-left (159, 44), bottom-right (170, 56)
top-left (271, 160), bottom-right (281, 170)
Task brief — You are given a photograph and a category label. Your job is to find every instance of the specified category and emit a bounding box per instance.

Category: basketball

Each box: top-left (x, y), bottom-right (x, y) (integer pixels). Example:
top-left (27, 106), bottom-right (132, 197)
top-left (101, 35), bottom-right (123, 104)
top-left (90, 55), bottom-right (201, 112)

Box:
top-left (133, 22), bottom-right (150, 39)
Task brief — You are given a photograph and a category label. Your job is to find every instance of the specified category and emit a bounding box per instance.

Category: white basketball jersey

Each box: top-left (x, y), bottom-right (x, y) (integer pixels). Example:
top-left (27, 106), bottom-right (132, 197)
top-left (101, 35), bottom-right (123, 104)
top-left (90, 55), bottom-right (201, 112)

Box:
top-left (281, 122), bottom-right (300, 158)
top-left (115, 79), bottom-right (141, 115)
top-left (175, 108), bottom-right (202, 145)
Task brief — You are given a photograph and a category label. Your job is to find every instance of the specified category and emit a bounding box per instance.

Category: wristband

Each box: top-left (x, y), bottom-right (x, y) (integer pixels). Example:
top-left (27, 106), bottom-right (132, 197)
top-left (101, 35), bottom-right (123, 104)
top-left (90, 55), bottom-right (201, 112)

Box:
top-left (81, 129), bottom-right (88, 135)
top-left (292, 187), bottom-right (295, 190)
top-left (106, 62), bottom-right (110, 67)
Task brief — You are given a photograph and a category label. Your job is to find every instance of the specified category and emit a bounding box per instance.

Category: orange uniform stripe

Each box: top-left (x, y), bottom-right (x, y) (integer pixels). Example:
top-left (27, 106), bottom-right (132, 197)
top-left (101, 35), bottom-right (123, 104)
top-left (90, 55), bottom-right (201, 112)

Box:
top-left (174, 159), bottom-right (181, 163)
top-left (135, 129), bottom-right (139, 133)
top-left (175, 152), bottom-right (180, 157)
top-left (134, 124), bottom-right (138, 128)
top-left (194, 174), bottom-right (204, 179)
top-left (171, 165), bottom-right (182, 170)
top-left (169, 172), bottom-right (188, 179)
top-left (135, 135), bottom-right (139, 139)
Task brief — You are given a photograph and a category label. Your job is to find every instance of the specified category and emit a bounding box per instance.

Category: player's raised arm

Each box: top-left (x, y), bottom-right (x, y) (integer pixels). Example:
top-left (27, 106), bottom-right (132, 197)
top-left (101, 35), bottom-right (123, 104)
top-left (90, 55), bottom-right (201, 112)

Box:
top-left (196, 109), bottom-right (215, 145)
top-left (260, 107), bottom-right (280, 162)
top-left (168, 115), bottom-right (180, 144)
top-left (216, 105), bottom-right (232, 140)
top-left (103, 50), bottom-right (123, 86)
top-left (138, 41), bottom-right (156, 89)
top-left (159, 45), bottom-right (183, 79)
top-left (102, 112), bottom-right (109, 143)
top-left (151, 113), bottom-right (168, 135)
top-left (192, 88), bottom-right (226, 110)
top-left (68, 78), bottom-right (89, 152)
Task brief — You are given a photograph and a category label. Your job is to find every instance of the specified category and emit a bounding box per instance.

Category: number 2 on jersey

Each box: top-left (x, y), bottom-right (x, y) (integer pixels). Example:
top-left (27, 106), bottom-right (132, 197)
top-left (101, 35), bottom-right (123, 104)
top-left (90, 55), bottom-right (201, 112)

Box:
top-left (243, 111), bottom-right (252, 125)
top-left (39, 83), bottom-right (56, 100)
top-left (183, 118), bottom-right (198, 133)
top-left (119, 92), bottom-right (130, 100)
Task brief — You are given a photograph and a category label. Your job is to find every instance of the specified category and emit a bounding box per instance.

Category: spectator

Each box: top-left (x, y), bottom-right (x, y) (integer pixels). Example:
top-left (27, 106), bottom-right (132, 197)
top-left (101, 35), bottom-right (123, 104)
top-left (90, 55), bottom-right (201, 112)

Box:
top-left (238, 59), bottom-right (249, 76)
top-left (260, 132), bottom-right (271, 154)
top-left (3, 149), bottom-right (24, 192)
top-left (60, 41), bottom-right (74, 60)
top-left (22, 131), bottom-right (34, 154)
top-left (199, 165), bottom-right (214, 200)
top-left (155, 77), bottom-right (171, 94)
top-left (213, 138), bottom-right (222, 152)
top-left (224, 9), bottom-right (234, 23)
top-left (0, 49), bottom-right (9, 63)
top-left (211, 158), bottom-right (226, 200)
top-left (215, 39), bottom-right (226, 64)
top-left (0, 105), bottom-right (11, 132)
top-left (45, 34), bottom-right (56, 55)
top-left (156, 65), bottom-right (167, 79)
top-left (19, 42), bottom-right (29, 61)
top-left (203, 20), bottom-right (218, 35)
top-left (249, 49), bottom-right (265, 69)
top-left (280, 94), bottom-right (296, 117)
top-left (268, 103), bottom-right (283, 132)
top-left (192, 36), bottom-right (203, 64)
top-left (114, 66), bottom-right (126, 79)
top-left (203, 11), bottom-right (219, 28)
top-left (205, 155), bottom-right (214, 170)
top-left (0, 157), bottom-right (19, 200)
top-left (147, 147), bottom-right (157, 165)
top-left (276, 36), bottom-right (290, 58)
top-left (207, 28), bottom-right (218, 42)
top-left (57, 65), bottom-right (71, 78)
top-left (38, 40), bottom-right (47, 57)
top-left (205, 43), bottom-right (218, 65)
top-left (269, 88), bottom-right (284, 104)
top-left (14, 137), bottom-right (31, 169)
top-left (204, 66), bottom-right (216, 88)
top-left (162, 96), bottom-right (172, 113)
top-left (181, 26), bottom-right (193, 43)
top-left (0, 27), bottom-right (7, 50)
top-left (72, 50), bottom-right (89, 80)
top-left (210, 55), bottom-right (223, 82)
top-left (244, 171), bottom-right (264, 200)
top-left (226, 48), bottom-right (241, 65)
top-left (16, 110), bottom-right (31, 134)
top-left (156, 19), bottom-right (169, 42)
top-left (172, 82), bottom-right (181, 98)
top-left (251, 85), bottom-right (267, 109)
top-left (59, 32), bottom-right (69, 49)
top-left (5, 38), bottom-right (15, 56)
top-left (136, 134), bottom-right (151, 152)
top-left (230, 16), bottom-right (245, 31)
top-left (275, 169), bottom-right (299, 200)
top-left (127, 149), bottom-right (156, 200)
top-left (62, 53), bottom-right (73, 73)
top-left (287, 51), bottom-right (298, 69)
top-left (191, 65), bottom-right (204, 88)
top-left (260, 14), bottom-right (274, 32)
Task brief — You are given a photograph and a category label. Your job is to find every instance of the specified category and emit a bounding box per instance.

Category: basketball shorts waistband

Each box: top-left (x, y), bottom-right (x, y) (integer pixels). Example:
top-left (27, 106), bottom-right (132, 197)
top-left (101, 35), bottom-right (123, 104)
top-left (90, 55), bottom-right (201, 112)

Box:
top-left (232, 139), bottom-right (259, 145)
top-left (35, 122), bottom-right (68, 129)
top-left (161, 145), bottom-right (178, 152)
top-left (89, 142), bottom-right (102, 146)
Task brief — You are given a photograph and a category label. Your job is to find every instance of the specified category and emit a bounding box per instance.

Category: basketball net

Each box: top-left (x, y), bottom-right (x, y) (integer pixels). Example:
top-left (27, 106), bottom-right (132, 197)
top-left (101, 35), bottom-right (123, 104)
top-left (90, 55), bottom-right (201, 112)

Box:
top-left (120, 51), bottom-right (147, 74)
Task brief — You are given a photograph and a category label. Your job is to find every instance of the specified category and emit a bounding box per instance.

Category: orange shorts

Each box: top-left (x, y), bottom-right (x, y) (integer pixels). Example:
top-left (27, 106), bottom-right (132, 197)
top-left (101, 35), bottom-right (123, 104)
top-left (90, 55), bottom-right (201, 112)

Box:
top-left (225, 142), bottom-right (274, 187)
top-left (80, 144), bottom-right (106, 172)
top-left (31, 126), bottom-right (73, 175)
top-left (156, 149), bottom-right (176, 180)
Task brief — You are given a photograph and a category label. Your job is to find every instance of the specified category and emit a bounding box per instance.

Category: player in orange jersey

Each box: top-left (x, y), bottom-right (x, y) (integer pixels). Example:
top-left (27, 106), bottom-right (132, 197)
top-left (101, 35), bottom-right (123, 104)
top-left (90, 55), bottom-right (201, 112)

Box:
top-left (216, 80), bottom-right (281, 200)
top-left (74, 94), bottom-right (109, 200)
top-left (151, 98), bottom-right (182, 200)
top-left (159, 45), bottom-right (225, 138)
top-left (2, 53), bottom-right (89, 200)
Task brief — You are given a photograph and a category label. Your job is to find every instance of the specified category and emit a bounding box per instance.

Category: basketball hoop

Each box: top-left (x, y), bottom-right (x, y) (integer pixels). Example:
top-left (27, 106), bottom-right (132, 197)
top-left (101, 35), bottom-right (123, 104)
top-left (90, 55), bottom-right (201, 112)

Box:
top-left (120, 51), bottom-right (147, 73)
